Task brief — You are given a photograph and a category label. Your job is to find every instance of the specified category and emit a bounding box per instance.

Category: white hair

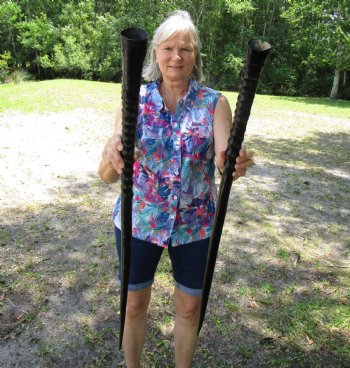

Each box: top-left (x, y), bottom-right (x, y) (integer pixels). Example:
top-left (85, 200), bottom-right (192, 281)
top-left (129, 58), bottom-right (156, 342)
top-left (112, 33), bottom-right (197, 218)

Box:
top-left (142, 10), bottom-right (204, 82)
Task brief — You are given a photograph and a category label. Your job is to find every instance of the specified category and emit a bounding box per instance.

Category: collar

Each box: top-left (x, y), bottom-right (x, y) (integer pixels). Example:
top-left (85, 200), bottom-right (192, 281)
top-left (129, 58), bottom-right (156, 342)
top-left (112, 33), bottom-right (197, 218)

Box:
top-left (150, 78), bottom-right (200, 112)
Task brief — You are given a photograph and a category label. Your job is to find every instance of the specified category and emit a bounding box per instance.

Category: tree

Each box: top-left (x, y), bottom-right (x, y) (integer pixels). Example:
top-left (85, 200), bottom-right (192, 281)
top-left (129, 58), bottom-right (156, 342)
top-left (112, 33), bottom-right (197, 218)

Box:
top-left (51, 1), bottom-right (95, 78)
top-left (0, 0), bottom-right (348, 97)
top-left (0, 1), bottom-right (22, 58)
top-left (17, 13), bottom-right (56, 77)
top-left (283, 0), bottom-right (350, 99)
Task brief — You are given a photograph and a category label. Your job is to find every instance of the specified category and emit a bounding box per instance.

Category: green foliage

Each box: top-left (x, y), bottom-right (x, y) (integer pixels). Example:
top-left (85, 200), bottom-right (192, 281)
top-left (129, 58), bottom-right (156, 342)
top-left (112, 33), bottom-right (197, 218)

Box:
top-left (341, 86), bottom-right (350, 99)
top-left (0, 1), bottom-right (22, 57)
top-left (225, 0), bottom-right (255, 14)
top-left (262, 62), bottom-right (298, 96)
top-left (90, 14), bottom-right (123, 81)
top-left (282, 0), bottom-right (350, 98)
top-left (53, 36), bottom-right (92, 78)
top-left (0, 51), bottom-right (11, 70)
top-left (0, 51), bottom-right (12, 83)
top-left (16, 13), bottom-right (57, 77)
top-left (216, 43), bottom-right (244, 90)
top-left (0, 0), bottom-right (348, 98)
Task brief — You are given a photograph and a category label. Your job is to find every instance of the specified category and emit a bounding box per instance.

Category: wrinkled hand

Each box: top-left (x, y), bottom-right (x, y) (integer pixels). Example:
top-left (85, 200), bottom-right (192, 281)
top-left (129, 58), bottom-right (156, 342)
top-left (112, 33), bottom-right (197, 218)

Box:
top-left (102, 134), bottom-right (141, 174)
top-left (217, 147), bottom-right (254, 180)
top-left (102, 134), bottom-right (124, 174)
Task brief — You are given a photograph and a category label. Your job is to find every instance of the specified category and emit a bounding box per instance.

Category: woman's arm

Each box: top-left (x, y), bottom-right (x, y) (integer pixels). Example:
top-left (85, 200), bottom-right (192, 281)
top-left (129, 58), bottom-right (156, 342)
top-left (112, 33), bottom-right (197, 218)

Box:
top-left (213, 95), bottom-right (232, 172)
top-left (98, 106), bottom-right (141, 183)
top-left (213, 95), bottom-right (254, 179)
top-left (98, 108), bottom-right (125, 184)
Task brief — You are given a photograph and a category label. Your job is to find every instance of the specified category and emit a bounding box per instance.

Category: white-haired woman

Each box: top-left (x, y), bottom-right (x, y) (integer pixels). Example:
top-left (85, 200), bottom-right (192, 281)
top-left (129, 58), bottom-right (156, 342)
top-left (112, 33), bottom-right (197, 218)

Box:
top-left (99, 10), bottom-right (254, 368)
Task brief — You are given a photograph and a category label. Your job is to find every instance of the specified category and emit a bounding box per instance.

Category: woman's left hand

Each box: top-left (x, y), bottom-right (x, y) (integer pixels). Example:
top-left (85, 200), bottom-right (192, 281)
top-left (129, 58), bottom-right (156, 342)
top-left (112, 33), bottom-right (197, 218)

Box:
top-left (217, 147), bottom-right (255, 180)
top-left (234, 148), bottom-right (254, 179)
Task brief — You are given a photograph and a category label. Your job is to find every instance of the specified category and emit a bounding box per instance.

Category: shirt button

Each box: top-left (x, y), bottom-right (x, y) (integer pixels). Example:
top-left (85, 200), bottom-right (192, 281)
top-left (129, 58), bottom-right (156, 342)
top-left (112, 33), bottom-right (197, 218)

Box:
top-left (173, 195), bottom-right (178, 200)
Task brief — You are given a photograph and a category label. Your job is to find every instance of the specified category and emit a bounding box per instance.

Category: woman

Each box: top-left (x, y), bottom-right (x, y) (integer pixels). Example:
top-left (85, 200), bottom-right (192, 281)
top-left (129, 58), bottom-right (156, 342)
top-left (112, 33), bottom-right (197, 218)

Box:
top-left (99, 10), bottom-right (254, 368)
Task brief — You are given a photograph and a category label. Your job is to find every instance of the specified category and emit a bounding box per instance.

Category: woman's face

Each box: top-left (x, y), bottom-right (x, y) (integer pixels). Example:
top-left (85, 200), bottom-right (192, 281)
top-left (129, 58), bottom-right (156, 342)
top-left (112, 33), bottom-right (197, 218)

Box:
top-left (155, 33), bottom-right (196, 83)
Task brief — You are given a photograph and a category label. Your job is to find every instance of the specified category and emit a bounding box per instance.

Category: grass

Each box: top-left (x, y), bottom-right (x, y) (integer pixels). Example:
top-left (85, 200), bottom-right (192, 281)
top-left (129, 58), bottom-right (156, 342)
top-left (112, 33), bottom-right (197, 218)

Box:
top-left (1, 79), bottom-right (349, 117)
top-left (0, 79), bottom-right (349, 367)
top-left (0, 79), bottom-right (120, 113)
top-left (252, 94), bottom-right (350, 118)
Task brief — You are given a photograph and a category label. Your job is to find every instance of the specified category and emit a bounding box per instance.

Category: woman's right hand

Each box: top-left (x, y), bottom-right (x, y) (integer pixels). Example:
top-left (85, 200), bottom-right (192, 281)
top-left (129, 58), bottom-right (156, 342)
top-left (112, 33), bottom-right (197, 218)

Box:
top-left (102, 133), bottom-right (141, 175)
top-left (102, 133), bottom-right (125, 174)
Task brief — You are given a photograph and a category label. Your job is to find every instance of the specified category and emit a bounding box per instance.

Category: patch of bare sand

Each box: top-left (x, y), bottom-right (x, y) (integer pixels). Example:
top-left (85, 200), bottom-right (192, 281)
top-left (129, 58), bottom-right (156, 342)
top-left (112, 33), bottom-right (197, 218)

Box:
top-left (0, 109), bottom-right (113, 207)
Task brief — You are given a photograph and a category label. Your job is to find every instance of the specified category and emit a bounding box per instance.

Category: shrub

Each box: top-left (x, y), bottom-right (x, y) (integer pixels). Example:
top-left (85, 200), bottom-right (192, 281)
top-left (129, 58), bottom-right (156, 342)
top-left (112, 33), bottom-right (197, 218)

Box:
top-left (52, 36), bottom-right (92, 78)
top-left (214, 43), bottom-right (244, 91)
top-left (340, 86), bottom-right (350, 100)
top-left (5, 69), bottom-right (33, 84)
top-left (0, 51), bottom-right (12, 83)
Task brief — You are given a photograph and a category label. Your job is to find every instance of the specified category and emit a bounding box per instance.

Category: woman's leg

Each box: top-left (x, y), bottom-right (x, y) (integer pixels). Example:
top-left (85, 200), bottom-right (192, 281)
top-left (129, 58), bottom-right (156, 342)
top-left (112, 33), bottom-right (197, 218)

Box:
top-left (173, 288), bottom-right (201, 368)
top-left (123, 287), bottom-right (152, 368)
top-left (168, 238), bottom-right (210, 368)
top-left (114, 228), bottom-right (163, 367)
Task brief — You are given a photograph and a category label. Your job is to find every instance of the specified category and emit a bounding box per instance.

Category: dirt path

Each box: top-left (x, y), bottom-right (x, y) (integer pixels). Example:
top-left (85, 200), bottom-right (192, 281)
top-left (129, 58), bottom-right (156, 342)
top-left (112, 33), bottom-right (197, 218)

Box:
top-left (1, 109), bottom-right (349, 367)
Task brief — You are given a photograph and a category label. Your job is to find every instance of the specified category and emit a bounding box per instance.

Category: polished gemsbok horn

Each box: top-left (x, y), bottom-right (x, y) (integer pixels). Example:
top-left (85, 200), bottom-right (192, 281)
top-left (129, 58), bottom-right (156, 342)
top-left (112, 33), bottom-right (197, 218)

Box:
top-left (198, 39), bottom-right (272, 334)
top-left (119, 27), bottom-right (148, 349)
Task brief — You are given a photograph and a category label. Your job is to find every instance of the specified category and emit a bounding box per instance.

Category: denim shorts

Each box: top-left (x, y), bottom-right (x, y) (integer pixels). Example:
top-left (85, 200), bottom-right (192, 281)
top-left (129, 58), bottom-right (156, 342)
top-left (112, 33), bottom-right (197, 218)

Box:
top-left (114, 227), bottom-right (210, 297)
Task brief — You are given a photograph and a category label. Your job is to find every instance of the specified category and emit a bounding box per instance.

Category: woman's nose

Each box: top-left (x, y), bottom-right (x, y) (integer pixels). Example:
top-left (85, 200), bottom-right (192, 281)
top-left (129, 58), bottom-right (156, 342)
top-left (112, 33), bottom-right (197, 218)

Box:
top-left (172, 49), bottom-right (181, 60)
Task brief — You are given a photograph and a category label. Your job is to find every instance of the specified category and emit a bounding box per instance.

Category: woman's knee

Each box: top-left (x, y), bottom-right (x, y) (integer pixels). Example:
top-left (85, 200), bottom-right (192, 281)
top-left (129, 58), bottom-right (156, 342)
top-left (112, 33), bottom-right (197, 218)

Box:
top-left (126, 289), bottom-right (151, 318)
top-left (174, 290), bottom-right (201, 322)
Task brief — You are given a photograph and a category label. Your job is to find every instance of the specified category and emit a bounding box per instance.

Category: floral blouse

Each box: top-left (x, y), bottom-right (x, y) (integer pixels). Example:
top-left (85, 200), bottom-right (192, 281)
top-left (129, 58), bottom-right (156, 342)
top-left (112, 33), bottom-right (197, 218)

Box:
top-left (114, 78), bottom-right (221, 247)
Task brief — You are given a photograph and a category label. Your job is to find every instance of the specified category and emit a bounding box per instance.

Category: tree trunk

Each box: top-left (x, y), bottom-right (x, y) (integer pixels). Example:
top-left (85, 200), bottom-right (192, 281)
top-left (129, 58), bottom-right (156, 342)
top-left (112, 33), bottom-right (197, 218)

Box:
top-left (330, 68), bottom-right (340, 99)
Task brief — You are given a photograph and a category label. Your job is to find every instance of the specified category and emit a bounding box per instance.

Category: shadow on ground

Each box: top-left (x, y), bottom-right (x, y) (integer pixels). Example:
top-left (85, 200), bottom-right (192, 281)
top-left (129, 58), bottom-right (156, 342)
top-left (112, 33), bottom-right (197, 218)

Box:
top-left (0, 128), bottom-right (349, 367)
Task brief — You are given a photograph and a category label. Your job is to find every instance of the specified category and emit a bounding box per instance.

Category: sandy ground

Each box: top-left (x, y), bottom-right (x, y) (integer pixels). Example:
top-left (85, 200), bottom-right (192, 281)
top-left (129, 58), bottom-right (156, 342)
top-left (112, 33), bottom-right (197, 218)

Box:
top-left (0, 109), bottom-right (113, 206)
top-left (0, 108), bottom-right (349, 367)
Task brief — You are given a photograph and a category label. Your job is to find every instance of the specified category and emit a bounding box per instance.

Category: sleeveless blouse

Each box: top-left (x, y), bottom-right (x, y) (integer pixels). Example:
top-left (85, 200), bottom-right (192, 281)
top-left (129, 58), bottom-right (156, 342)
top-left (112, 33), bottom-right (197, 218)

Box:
top-left (114, 78), bottom-right (221, 247)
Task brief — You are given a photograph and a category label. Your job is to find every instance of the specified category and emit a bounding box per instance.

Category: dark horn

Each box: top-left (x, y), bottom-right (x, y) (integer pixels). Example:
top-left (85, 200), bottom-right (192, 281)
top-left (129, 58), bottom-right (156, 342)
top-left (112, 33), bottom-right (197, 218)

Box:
top-left (119, 27), bottom-right (148, 350)
top-left (197, 39), bottom-right (272, 334)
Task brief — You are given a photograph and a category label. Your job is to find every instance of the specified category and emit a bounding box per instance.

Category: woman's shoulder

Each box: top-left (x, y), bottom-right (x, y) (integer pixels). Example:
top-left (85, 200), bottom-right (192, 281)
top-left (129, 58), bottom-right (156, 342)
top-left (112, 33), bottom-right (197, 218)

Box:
top-left (140, 80), bottom-right (160, 99)
top-left (143, 79), bottom-right (159, 90)
top-left (141, 80), bottom-right (155, 94)
top-left (193, 79), bottom-right (220, 94)
top-left (139, 80), bottom-right (163, 111)
top-left (199, 83), bottom-right (220, 94)
top-left (192, 80), bottom-right (221, 105)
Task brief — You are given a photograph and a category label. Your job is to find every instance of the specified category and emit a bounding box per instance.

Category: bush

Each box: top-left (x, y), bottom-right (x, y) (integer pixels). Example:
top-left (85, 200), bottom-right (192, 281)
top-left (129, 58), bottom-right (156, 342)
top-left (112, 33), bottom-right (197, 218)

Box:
top-left (340, 86), bottom-right (350, 100)
top-left (52, 36), bottom-right (92, 78)
top-left (213, 43), bottom-right (244, 91)
top-left (0, 69), bottom-right (9, 83)
top-left (5, 69), bottom-right (33, 84)
top-left (0, 51), bottom-right (11, 83)
top-left (262, 63), bottom-right (298, 96)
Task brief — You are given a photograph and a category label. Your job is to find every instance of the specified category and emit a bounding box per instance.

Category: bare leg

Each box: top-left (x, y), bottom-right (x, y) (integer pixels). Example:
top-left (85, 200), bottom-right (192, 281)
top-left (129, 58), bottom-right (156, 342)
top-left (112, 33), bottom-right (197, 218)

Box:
top-left (122, 287), bottom-right (152, 368)
top-left (173, 288), bottom-right (201, 368)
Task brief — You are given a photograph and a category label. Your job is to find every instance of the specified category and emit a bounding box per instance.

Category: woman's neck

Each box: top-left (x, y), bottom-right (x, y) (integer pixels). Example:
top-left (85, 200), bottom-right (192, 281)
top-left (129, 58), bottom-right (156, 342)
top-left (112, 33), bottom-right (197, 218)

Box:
top-left (159, 79), bottom-right (190, 112)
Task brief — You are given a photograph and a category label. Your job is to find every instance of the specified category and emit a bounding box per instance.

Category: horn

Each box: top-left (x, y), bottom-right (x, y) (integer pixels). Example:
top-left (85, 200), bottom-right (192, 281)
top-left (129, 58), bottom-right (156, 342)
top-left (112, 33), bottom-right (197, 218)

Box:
top-left (119, 27), bottom-right (148, 349)
top-left (198, 39), bottom-right (272, 334)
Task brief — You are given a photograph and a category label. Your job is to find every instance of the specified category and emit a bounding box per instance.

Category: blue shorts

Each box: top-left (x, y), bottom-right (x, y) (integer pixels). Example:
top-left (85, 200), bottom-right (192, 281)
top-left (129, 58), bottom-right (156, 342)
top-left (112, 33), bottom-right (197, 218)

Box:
top-left (114, 227), bottom-right (210, 297)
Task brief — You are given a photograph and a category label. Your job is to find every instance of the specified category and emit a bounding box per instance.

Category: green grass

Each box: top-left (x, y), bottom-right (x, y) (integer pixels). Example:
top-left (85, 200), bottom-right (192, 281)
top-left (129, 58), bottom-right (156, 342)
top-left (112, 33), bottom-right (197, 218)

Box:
top-left (266, 297), bottom-right (350, 360)
top-left (224, 91), bottom-right (350, 119)
top-left (1, 79), bottom-right (349, 118)
top-left (0, 79), bottom-right (120, 113)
